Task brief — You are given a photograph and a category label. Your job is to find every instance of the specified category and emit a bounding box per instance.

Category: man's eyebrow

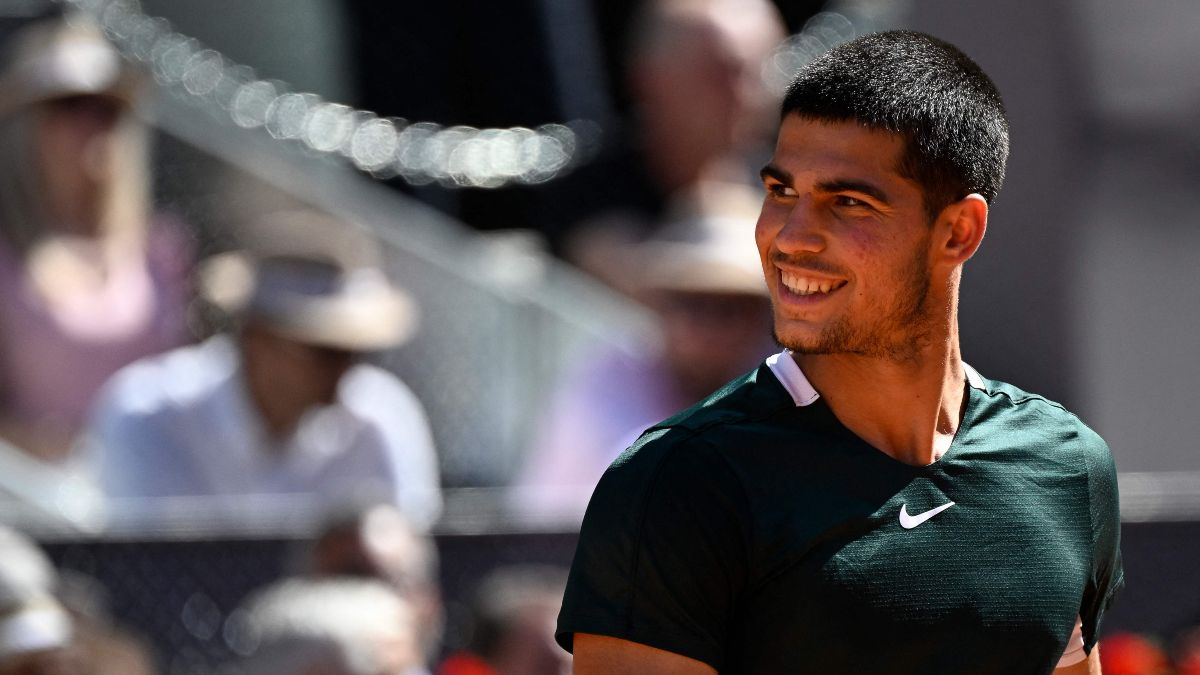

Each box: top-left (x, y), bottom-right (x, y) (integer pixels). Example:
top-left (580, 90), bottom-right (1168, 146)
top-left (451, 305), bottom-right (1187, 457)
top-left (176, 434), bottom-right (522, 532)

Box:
top-left (815, 179), bottom-right (891, 205)
top-left (759, 164), bottom-right (790, 184)
top-left (759, 167), bottom-right (892, 205)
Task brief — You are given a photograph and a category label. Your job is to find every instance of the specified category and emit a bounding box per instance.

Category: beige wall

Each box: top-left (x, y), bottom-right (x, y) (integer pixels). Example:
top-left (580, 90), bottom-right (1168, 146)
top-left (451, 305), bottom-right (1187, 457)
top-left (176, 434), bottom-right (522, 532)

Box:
top-left (908, 0), bottom-right (1200, 473)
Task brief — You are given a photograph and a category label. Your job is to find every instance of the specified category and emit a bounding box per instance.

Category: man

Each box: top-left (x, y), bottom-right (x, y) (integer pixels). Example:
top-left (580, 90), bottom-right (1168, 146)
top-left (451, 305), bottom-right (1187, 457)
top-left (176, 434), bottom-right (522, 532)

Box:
top-left (556, 0), bottom-right (784, 288)
top-left (80, 211), bottom-right (442, 530)
top-left (556, 31), bottom-right (1122, 674)
top-left (307, 504), bottom-right (445, 665)
top-left (227, 576), bottom-right (425, 675)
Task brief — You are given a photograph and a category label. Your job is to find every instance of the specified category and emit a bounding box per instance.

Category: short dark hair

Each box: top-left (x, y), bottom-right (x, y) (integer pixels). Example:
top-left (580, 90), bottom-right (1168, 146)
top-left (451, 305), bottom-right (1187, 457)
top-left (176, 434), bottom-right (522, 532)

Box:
top-left (782, 30), bottom-right (1009, 218)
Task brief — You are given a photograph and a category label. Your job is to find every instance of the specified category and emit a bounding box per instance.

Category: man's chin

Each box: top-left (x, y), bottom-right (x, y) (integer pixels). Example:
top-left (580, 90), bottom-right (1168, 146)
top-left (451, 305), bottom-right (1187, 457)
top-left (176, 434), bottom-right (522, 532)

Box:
top-left (773, 327), bottom-right (833, 355)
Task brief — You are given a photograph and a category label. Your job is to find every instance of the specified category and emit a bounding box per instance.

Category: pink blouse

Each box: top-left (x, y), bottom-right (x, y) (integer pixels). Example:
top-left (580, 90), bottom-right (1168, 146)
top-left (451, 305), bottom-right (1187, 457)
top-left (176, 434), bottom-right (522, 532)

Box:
top-left (0, 216), bottom-right (193, 434)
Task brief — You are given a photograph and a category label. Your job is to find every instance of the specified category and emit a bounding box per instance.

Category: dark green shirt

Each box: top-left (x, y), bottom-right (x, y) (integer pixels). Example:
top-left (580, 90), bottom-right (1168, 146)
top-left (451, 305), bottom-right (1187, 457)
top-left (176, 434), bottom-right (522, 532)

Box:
top-left (557, 356), bottom-right (1123, 674)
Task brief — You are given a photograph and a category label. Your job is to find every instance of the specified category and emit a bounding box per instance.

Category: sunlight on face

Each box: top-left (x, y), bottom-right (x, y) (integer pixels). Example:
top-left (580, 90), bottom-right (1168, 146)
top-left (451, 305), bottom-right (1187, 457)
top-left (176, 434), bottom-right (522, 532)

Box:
top-left (755, 117), bottom-right (939, 361)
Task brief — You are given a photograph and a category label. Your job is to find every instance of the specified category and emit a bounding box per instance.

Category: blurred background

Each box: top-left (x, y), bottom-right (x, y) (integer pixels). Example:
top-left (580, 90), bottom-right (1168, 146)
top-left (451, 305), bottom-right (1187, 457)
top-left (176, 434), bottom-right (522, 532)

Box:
top-left (0, 0), bottom-right (1196, 672)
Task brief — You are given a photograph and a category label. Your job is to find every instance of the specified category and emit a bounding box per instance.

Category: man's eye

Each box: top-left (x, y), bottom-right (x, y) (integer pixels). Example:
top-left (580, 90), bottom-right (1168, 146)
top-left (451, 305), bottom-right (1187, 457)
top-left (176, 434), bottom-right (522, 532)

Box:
top-left (835, 195), bottom-right (868, 207)
top-left (767, 183), bottom-right (796, 198)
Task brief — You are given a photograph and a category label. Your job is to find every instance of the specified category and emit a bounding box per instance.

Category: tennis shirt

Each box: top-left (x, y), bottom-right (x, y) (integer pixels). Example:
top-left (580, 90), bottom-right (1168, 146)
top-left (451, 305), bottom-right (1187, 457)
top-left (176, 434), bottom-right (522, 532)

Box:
top-left (557, 351), bottom-right (1123, 674)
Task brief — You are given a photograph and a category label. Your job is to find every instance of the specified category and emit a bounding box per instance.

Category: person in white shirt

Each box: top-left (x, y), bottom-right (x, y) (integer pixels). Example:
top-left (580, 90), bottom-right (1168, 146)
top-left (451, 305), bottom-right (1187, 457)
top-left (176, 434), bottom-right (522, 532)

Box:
top-left (79, 211), bottom-right (442, 530)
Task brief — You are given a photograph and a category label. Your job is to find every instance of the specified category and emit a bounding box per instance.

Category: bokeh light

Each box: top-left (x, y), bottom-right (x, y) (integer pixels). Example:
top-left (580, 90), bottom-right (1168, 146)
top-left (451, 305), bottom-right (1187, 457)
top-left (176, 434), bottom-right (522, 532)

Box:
top-left (66, 0), bottom-right (595, 188)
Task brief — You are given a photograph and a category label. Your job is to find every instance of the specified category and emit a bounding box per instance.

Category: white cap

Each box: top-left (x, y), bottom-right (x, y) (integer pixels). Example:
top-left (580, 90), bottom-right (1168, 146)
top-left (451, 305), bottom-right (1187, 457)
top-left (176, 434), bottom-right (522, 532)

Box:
top-left (0, 13), bottom-right (142, 117)
top-left (0, 598), bottom-right (72, 658)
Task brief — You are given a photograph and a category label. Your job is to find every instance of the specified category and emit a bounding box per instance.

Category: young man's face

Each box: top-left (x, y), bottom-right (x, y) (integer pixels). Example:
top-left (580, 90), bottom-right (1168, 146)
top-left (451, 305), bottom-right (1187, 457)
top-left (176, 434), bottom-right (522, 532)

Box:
top-left (755, 116), bottom-right (939, 360)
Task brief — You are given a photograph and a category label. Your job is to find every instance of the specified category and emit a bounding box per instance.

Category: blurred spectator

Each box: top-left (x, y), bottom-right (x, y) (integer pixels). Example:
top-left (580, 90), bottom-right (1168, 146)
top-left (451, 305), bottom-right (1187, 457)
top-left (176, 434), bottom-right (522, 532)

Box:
top-left (511, 182), bottom-right (773, 525)
top-left (556, 0), bottom-right (783, 289)
top-left (0, 7), bottom-right (192, 463)
top-left (78, 211), bottom-right (442, 529)
top-left (53, 571), bottom-right (153, 675)
top-left (437, 565), bottom-right (569, 675)
top-left (224, 576), bottom-right (425, 675)
top-left (1099, 631), bottom-right (1172, 675)
top-left (0, 525), bottom-right (153, 675)
top-left (306, 504), bottom-right (444, 665)
top-left (0, 526), bottom-right (73, 674)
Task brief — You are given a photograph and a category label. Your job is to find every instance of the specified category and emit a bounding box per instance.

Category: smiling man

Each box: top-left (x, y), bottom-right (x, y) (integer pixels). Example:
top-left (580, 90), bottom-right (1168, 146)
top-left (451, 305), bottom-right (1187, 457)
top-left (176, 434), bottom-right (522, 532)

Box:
top-left (556, 31), bottom-right (1122, 674)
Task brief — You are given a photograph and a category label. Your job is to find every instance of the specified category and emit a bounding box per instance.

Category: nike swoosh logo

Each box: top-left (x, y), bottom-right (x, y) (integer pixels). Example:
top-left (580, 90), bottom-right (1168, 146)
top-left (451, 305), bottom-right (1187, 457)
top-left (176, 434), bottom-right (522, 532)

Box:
top-left (899, 502), bottom-right (955, 529)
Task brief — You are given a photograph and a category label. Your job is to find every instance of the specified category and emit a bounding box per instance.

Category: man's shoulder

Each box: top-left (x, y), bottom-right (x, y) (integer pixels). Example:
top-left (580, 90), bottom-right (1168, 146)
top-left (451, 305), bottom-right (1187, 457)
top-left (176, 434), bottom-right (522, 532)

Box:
top-left (578, 369), bottom-right (781, 559)
top-left (339, 364), bottom-right (425, 419)
top-left (656, 363), bottom-right (794, 434)
top-left (976, 372), bottom-right (1094, 423)
top-left (971, 371), bottom-right (1110, 461)
top-left (85, 339), bottom-right (238, 482)
top-left (97, 336), bottom-right (235, 419)
top-left (605, 364), bottom-right (794, 479)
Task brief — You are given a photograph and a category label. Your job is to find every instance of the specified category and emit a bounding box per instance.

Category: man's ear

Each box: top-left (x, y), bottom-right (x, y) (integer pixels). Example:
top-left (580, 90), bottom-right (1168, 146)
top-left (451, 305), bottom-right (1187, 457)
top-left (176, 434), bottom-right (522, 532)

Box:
top-left (936, 193), bottom-right (988, 265)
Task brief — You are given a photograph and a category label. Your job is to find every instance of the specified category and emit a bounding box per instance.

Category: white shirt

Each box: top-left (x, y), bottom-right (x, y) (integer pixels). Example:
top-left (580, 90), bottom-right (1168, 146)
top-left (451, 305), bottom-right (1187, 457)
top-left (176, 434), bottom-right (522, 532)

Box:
top-left (80, 335), bottom-right (442, 530)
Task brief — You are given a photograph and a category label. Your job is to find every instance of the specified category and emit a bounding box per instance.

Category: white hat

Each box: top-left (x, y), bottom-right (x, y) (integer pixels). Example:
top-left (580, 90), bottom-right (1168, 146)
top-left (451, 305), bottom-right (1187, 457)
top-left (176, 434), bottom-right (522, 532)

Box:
top-left (199, 211), bottom-right (418, 352)
top-left (0, 599), bottom-right (72, 658)
top-left (0, 12), bottom-right (143, 117)
top-left (633, 181), bottom-right (768, 297)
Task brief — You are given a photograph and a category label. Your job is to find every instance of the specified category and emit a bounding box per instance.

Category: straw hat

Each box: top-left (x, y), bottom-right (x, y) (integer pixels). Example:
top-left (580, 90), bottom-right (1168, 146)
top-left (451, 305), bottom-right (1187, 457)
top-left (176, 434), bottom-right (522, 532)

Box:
top-left (198, 211), bottom-right (418, 352)
top-left (633, 181), bottom-right (768, 297)
top-left (0, 10), bottom-right (143, 117)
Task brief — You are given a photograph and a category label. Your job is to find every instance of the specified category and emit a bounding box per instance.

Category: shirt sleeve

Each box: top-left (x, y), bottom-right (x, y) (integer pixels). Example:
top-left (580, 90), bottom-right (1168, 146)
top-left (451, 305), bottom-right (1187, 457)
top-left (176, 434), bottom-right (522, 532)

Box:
top-left (79, 365), bottom-right (164, 499)
top-left (343, 366), bottom-right (443, 531)
top-left (1080, 430), bottom-right (1124, 652)
top-left (556, 428), bottom-right (750, 670)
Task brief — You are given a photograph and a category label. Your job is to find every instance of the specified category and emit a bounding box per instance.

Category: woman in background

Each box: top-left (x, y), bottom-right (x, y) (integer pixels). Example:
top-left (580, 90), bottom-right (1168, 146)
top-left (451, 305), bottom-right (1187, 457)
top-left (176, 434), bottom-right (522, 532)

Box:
top-left (0, 9), bottom-right (192, 463)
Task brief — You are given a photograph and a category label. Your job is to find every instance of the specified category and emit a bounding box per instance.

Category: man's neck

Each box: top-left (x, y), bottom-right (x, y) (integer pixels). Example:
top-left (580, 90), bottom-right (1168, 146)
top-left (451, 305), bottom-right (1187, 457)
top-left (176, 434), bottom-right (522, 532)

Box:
top-left (245, 384), bottom-right (304, 446)
top-left (794, 338), bottom-right (968, 466)
top-left (240, 355), bottom-right (308, 447)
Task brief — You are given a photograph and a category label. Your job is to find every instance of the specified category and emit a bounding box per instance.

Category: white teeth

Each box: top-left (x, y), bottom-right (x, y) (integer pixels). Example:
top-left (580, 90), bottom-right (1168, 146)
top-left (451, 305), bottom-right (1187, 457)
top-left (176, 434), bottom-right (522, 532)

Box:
top-left (781, 271), bottom-right (843, 296)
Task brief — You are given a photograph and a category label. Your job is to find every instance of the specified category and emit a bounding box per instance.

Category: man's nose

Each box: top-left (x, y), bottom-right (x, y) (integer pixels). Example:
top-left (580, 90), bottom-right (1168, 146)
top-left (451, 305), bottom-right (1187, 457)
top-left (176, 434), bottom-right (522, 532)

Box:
top-left (775, 199), bottom-right (826, 255)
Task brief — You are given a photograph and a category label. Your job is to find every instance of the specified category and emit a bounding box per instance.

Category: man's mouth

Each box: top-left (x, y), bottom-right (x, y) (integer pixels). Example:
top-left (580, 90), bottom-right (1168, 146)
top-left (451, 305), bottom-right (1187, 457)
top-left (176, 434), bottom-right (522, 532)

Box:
top-left (780, 270), bottom-right (847, 296)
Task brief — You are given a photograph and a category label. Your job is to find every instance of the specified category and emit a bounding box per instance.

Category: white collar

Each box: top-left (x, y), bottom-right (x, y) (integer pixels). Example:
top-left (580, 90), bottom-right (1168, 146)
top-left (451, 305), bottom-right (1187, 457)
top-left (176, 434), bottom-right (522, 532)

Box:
top-left (765, 351), bottom-right (820, 407)
top-left (765, 350), bottom-right (987, 408)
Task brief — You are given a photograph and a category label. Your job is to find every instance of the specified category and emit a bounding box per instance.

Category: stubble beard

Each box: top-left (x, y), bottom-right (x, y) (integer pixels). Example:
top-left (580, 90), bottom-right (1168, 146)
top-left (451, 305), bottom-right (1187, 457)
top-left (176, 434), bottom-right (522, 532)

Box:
top-left (774, 244), bottom-right (936, 362)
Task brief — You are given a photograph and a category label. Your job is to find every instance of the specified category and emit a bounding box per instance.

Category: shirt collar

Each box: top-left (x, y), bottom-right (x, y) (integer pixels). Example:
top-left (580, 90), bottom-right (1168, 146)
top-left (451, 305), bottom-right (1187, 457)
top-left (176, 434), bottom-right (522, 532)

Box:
top-left (765, 349), bottom-right (987, 408)
top-left (765, 350), bottom-right (820, 407)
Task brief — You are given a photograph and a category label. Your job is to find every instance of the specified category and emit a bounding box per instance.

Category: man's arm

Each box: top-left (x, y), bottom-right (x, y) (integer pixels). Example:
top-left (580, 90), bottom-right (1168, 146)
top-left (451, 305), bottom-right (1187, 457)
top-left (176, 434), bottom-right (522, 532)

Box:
top-left (1054, 646), bottom-right (1101, 675)
top-left (573, 634), bottom-right (716, 675)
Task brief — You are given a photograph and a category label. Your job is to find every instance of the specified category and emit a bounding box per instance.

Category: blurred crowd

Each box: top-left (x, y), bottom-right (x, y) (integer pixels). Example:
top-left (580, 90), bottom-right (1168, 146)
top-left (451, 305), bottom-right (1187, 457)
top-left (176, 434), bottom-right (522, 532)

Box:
top-left (0, 5), bottom-right (444, 528)
top-left (0, 505), bottom-right (573, 675)
top-left (0, 0), bottom-right (1183, 673)
top-left (0, 0), bottom-right (784, 671)
top-left (0, 0), bottom-right (785, 529)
